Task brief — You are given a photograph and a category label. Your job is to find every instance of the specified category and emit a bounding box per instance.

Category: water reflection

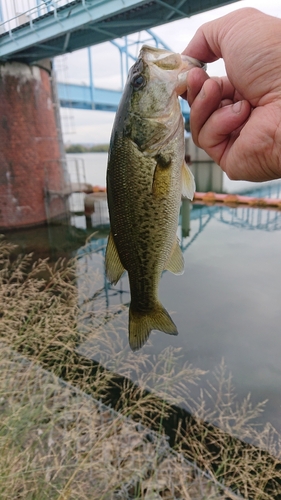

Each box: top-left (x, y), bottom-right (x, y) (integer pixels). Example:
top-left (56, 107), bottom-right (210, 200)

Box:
top-left (73, 182), bottom-right (281, 440)
top-left (4, 181), bottom-right (281, 447)
top-left (218, 205), bottom-right (281, 231)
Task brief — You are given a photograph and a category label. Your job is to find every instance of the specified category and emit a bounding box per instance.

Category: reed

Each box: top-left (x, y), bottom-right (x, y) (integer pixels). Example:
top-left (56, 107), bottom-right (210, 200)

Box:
top-left (0, 235), bottom-right (280, 499)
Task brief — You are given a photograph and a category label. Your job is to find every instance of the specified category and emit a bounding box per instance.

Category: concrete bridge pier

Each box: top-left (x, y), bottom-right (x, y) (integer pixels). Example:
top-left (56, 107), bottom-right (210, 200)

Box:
top-left (185, 136), bottom-right (223, 193)
top-left (0, 60), bottom-right (68, 230)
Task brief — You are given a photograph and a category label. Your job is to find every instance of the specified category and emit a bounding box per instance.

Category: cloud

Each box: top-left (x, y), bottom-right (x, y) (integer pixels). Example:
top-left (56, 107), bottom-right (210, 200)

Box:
top-left (60, 108), bottom-right (115, 144)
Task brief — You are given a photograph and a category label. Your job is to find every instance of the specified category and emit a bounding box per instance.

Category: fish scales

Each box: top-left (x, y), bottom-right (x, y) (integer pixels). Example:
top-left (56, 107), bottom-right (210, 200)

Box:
top-left (106, 45), bottom-right (205, 351)
top-left (109, 136), bottom-right (181, 311)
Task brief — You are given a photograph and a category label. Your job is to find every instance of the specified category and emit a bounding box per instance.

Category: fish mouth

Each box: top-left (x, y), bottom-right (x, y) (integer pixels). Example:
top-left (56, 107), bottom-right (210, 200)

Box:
top-left (140, 45), bottom-right (206, 96)
top-left (176, 55), bottom-right (206, 95)
top-left (181, 54), bottom-right (206, 71)
top-left (141, 45), bottom-right (206, 70)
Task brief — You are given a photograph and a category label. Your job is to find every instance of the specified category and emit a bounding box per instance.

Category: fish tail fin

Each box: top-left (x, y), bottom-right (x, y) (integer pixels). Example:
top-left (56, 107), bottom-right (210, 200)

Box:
top-left (129, 302), bottom-right (178, 352)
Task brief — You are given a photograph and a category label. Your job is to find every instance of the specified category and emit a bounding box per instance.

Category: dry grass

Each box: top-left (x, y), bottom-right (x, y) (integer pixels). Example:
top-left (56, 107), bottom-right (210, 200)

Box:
top-left (0, 235), bottom-right (281, 499)
top-left (0, 344), bottom-right (237, 500)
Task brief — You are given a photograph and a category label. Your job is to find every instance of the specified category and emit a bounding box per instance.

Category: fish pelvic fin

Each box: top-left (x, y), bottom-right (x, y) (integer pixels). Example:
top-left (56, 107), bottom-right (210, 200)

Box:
top-left (129, 302), bottom-right (178, 352)
top-left (105, 231), bottom-right (125, 285)
top-left (182, 162), bottom-right (195, 200)
top-left (165, 237), bottom-right (184, 275)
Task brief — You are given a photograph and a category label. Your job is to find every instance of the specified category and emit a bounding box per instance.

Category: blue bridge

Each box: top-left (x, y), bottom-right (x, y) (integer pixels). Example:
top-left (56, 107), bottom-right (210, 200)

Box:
top-left (55, 27), bottom-right (192, 116)
top-left (0, 0), bottom-right (239, 230)
top-left (0, 0), bottom-right (238, 115)
top-left (0, 0), bottom-right (237, 62)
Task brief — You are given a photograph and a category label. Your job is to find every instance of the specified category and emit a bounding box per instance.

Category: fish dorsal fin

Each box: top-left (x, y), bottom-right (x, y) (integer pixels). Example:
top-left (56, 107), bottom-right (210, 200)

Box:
top-left (182, 162), bottom-right (195, 200)
top-left (165, 237), bottom-right (184, 275)
top-left (105, 231), bottom-right (125, 285)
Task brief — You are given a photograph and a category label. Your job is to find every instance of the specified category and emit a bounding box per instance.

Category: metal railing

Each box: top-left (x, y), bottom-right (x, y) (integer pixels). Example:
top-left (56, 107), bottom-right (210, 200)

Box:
top-left (0, 0), bottom-right (73, 34)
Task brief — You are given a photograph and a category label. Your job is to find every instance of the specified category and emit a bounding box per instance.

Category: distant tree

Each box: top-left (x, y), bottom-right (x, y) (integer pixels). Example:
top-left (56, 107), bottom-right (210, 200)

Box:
top-left (65, 144), bottom-right (87, 153)
top-left (89, 144), bottom-right (109, 152)
top-left (65, 144), bottom-right (109, 153)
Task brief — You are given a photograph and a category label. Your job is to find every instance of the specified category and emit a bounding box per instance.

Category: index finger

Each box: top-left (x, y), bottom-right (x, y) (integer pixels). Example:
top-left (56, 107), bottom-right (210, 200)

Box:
top-left (184, 69), bottom-right (242, 106)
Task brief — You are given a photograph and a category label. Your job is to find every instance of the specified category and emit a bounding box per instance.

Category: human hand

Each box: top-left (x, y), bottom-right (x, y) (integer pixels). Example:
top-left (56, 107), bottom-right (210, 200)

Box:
top-left (182, 8), bottom-right (281, 182)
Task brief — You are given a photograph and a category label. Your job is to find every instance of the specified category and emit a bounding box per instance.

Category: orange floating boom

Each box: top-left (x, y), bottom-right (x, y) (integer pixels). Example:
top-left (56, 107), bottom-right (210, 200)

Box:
top-left (193, 192), bottom-right (281, 210)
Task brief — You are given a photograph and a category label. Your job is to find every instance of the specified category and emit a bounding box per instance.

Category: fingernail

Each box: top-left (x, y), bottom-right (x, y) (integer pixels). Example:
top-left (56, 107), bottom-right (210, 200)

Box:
top-left (232, 101), bottom-right (242, 113)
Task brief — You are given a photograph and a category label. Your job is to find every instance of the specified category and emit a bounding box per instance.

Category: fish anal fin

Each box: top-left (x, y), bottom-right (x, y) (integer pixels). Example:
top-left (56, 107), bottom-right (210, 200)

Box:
top-left (182, 162), bottom-right (195, 200)
top-left (165, 238), bottom-right (184, 275)
top-left (129, 302), bottom-right (178, 352)
top-left (105, 231), bottom-right (125, 285)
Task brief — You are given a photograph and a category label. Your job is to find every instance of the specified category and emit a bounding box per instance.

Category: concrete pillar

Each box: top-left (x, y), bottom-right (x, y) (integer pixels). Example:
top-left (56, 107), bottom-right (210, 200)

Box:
top-left (0, 61), bottom-right (68, 229)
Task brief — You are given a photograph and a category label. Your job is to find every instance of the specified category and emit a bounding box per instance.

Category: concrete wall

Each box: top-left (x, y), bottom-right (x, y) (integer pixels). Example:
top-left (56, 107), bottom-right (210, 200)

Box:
top-left (185, 136), bottom-right (223, 193)
top-left (0, 61), bottom-right (67, 229)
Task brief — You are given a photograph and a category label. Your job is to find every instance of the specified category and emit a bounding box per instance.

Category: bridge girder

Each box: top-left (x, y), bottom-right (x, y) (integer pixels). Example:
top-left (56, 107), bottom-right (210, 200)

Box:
top-left (0, 0), bottom-right (239, 63)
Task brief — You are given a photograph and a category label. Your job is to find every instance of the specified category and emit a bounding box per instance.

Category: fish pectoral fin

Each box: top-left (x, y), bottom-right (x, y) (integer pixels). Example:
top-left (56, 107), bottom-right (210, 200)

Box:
top-left (182, 162), bottom-right (195, 200)
top-left (152, 155), bottom-right (172, 198)
top-left (164, 237), bottom-right (184, 275)
top-left (105, 231), bottom-right (125, 285)
top-left (129, 303), bottom-right (178, 352)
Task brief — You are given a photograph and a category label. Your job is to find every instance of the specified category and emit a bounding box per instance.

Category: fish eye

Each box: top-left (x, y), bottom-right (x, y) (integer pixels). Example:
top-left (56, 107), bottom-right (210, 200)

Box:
top-left (131, 74), bottom-right (145, 89)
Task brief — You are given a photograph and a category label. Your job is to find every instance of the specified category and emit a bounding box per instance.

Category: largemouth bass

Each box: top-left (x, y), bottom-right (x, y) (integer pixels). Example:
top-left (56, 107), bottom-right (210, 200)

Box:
top-left (106, 45), bottom-right (205, 351)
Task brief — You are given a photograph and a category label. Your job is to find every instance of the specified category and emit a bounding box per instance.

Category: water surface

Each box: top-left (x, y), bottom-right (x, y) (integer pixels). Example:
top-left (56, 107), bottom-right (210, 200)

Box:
top-left (4, 153), bottom-right (281, 447)
top-left (77, 198), bottom-right (281, 437)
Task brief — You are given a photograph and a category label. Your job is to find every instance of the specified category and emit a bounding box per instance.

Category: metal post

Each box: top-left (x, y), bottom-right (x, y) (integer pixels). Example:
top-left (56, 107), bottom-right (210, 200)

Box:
top-left (36, 0), bottom-right (41, 17)
top-left (125, 36), bottom-right (129, 75)
top-left (88, 46), bottom-right (95, 109)
top-left (0, 0), bottom-right (5, 36)
top-left (120, 47), bottom-right (124, 88)
top-left (43, 0), bottom-right (53, 13)
top-left (181, 199), bottom-right (190, 238)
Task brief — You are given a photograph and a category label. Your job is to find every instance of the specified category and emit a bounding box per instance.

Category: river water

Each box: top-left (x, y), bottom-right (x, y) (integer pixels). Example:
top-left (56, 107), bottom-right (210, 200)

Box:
top-left (69, 153), bottom-right (281, 440)
top-left (4, 152), bottom-right (281, 449)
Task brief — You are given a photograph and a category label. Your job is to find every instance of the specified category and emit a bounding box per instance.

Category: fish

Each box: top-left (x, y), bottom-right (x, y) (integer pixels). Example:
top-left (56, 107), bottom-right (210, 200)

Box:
top-left (105, 45), bottom-right (205, 351)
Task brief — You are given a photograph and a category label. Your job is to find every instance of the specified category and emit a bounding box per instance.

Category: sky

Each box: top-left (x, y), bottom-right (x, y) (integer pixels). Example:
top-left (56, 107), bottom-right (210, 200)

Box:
top-left (57, 0), bottom-right (281, 145)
